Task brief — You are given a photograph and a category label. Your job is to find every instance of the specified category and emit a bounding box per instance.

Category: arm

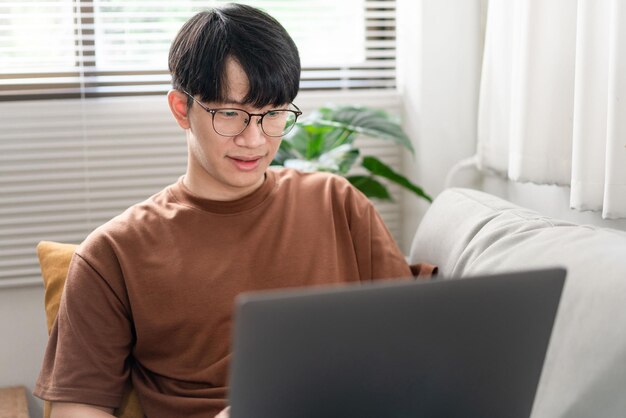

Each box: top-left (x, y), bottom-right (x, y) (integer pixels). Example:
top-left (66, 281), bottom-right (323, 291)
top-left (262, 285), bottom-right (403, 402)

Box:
top-left (346, 187), bottom-right (412, 279)
top-left (340, 177), bottom-right (437, 280)
top-left (51, 402), bottom-right (115, 418)
top-left (35, 248), bottom-right (133, 409)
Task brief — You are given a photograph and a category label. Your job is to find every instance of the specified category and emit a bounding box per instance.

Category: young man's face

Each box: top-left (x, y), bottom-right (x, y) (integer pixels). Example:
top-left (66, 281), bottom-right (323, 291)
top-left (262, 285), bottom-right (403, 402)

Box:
top-left (173, 58), bottom-right (284, 201)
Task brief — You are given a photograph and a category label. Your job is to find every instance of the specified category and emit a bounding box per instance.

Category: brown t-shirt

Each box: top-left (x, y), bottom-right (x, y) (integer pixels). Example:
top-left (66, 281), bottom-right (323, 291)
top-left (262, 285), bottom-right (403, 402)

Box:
top-left (34, 168), bottom-right (414, 417)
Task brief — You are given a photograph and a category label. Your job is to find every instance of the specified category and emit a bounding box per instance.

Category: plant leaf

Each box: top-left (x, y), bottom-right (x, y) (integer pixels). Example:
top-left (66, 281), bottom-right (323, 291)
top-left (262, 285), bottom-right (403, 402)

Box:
top-left (318, 145), bottom-right (359, 175)
top-left (361, 156), bottom-right (432, 202)
top-left (346, 175), bottom-right (392, 201)
top-left (280, 125), bottom-right (309, 158)
top-left (314, 106), bottom-right (414, 154)
top-left (281, 123), bottom-right (336, 160)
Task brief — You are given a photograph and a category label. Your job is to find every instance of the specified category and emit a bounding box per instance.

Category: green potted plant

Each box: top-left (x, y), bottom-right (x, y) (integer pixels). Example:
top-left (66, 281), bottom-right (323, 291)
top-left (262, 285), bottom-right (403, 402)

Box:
top-left (272, 105), bottom-right (432, 203)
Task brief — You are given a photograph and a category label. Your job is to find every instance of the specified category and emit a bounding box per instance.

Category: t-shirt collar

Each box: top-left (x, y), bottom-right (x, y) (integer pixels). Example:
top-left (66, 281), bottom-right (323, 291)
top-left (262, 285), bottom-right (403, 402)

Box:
top-left (169, 170), bottom-right (277, 214)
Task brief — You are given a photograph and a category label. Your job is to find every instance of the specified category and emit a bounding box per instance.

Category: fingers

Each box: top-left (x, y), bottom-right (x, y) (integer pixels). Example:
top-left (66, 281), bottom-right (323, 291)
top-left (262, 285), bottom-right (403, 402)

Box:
top-left (215, 406), bottom-right (230, 418)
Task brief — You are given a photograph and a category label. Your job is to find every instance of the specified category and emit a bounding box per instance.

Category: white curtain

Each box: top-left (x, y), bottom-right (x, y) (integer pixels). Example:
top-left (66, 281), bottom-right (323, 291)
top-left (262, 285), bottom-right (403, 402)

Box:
top-left (478, 0), bottom-right (626, 219)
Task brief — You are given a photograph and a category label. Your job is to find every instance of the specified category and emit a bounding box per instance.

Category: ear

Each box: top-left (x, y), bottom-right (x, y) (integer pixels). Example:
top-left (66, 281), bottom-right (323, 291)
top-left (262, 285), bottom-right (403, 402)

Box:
top-left (167, 89), bottom-right (191, 129)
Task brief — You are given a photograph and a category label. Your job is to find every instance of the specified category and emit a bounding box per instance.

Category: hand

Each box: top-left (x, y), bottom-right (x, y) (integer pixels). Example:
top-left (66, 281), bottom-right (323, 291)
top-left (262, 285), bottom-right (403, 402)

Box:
top-left (215, 406), bottom-right (230, 418)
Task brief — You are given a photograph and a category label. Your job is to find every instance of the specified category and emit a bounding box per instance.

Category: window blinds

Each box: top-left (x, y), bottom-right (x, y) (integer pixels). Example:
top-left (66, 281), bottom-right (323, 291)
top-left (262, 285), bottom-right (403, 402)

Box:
top-left (0, 0), bottom-right (397, 100)
top-left (0, 92), bottom-right (403, 288)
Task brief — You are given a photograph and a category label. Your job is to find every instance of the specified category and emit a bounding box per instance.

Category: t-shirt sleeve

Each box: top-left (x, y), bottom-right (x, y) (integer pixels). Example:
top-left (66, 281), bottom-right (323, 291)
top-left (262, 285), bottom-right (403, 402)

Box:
top-left (344, 182), bottom-right (413, 281)
top-left (34, 249), bottom-right (133, 408)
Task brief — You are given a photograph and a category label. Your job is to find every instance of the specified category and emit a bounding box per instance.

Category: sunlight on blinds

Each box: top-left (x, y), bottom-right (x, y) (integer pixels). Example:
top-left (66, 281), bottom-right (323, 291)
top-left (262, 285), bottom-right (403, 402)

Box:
top-left (0, 1), bottom-right (76, 72)
top-left (0, 0), bottom-right (394, 99)
top-left (261, 0), bottom-right (365, 66)
top-left (93, 0), bottom-right (365, 70)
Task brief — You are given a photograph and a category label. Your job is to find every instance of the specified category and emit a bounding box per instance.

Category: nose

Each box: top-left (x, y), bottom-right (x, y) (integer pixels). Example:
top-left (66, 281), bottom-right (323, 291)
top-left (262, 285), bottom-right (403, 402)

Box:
top-left (234, 116), bottom-right (266, 148)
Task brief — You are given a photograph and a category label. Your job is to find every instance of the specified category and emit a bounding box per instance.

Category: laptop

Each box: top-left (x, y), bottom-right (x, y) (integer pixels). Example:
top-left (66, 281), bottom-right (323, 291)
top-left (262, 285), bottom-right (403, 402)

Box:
top-left (228, 268), bottom-right (566, 418)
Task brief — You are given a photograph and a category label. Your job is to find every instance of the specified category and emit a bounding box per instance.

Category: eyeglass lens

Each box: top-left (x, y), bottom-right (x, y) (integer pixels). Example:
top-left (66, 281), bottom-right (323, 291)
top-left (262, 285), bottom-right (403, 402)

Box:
top-left (213, 109), bottom-right (297, 137)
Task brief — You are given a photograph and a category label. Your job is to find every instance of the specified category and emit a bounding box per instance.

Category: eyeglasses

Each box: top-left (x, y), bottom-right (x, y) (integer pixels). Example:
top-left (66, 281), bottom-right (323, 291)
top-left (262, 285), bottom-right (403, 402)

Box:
top-left (183, 91), bottom-right (302, 137)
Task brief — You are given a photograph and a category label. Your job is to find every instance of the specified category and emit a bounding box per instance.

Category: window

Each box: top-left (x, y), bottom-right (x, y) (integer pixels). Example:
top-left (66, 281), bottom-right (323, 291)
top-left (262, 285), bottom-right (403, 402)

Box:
top-left (0, 0), bottom-right (397, 100)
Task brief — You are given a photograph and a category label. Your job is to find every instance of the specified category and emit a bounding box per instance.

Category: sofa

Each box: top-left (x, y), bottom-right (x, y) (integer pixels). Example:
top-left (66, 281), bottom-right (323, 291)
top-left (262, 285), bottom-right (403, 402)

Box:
top-left (409, 188), bottom-right (626, 418)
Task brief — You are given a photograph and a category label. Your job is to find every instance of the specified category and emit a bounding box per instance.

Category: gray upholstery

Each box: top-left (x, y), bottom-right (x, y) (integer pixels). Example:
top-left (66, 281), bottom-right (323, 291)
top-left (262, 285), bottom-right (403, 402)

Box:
top-left (409, 188), bottom-right (626, 418)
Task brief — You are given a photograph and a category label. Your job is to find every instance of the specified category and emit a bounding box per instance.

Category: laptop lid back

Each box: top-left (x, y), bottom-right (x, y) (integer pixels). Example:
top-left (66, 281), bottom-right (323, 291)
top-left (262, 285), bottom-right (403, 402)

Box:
top-left (229, 268), bottom-right (566, 418)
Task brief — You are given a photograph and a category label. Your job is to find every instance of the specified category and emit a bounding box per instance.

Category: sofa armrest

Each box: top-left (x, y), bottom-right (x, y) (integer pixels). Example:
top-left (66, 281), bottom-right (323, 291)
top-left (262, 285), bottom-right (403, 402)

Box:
top-left (409, 188), bottom-right (626, 418)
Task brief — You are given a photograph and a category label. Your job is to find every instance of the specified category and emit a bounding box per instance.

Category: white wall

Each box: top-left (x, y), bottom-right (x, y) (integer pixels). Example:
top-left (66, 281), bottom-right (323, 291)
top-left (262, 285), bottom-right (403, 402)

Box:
top-left (0, 285), bottom-right (48, 417)
top-left (397, 0), bottom-right (484, 252)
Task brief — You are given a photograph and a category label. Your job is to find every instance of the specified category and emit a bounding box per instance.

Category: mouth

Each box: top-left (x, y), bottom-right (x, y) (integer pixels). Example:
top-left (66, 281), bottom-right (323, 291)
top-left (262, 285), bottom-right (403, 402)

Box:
top-left (228, 155), bottom-right (265, 171)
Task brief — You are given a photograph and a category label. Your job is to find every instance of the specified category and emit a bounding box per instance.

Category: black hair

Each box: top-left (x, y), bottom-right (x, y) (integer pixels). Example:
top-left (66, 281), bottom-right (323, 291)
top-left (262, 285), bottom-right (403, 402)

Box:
top-left (168, 3), bottom-right (301, 108)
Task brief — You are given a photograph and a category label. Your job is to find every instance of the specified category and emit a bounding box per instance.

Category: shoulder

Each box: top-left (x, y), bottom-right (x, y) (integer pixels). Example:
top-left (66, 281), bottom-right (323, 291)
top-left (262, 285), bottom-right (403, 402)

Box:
top-left (77, 185), bottom-right (173, 262)
top-left (272, 167), bottom-right (361, 198)
top-left (270, 168), bottom-right (374, 221)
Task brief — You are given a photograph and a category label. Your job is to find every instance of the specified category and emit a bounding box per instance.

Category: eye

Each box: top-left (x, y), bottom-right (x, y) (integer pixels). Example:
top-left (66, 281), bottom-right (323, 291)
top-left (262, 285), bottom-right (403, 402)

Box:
top-left (216, 109), bottom-right (240, 119)
top-left (265, 110), bottom-right (282, 119)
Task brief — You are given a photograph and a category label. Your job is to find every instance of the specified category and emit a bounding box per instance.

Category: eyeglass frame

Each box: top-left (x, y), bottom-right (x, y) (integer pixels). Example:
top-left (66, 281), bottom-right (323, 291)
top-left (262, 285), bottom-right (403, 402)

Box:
top-left (182, 90), bottom-right (302, 138)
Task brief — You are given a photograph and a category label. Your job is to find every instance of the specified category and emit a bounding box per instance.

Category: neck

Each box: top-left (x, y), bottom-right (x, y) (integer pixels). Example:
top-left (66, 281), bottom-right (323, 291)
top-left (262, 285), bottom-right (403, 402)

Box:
top-left (183, 168), bottom-right (266, 201)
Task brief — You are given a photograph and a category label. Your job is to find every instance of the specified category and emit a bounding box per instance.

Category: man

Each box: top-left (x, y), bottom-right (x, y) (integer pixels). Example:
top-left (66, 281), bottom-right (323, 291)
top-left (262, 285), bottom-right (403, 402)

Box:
top-left (34, 4), bottom-right (432, 418)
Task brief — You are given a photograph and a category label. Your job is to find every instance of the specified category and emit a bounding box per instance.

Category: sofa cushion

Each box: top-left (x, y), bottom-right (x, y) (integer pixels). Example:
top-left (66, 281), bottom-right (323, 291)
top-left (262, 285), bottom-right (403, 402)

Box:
top-left (37, 241), bottom-right (78, 332)
top-left (36, 241), bottom-right (143, 418)
top-left (409, 188), bottom-right (626, 418)
top-left (411, 188), bottom-right (626, 280)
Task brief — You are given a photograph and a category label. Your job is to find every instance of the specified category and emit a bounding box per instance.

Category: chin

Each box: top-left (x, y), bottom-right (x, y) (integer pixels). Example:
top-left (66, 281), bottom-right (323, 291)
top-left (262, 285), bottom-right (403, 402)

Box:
top-left (229, 171), bottom-right (266, 188)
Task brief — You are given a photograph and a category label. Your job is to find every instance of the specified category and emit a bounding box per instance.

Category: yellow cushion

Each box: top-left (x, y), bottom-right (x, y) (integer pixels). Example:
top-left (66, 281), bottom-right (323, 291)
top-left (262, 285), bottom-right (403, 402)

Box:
top-left (36, 241), bottom-right (143, 418)
top-left (37, 241), bottom-right (77, 332)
